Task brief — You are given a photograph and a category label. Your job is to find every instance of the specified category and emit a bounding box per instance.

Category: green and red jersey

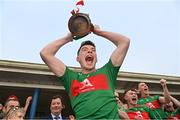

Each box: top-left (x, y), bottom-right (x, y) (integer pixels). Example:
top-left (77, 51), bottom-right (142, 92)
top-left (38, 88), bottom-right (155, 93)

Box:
top-left (126, 105), bottom-right (154, 120)
top-left (59, 60), bottom-right (120, 119)
top-left (138, 95), bottom-right (168, 119)
top-left (166, 108), bottom-right (180, 120)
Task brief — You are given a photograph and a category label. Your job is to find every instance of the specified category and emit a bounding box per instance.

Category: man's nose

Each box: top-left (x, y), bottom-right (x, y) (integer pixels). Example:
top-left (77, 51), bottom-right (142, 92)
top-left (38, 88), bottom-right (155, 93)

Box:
top-left (88, 50), bottom-right (92, 53)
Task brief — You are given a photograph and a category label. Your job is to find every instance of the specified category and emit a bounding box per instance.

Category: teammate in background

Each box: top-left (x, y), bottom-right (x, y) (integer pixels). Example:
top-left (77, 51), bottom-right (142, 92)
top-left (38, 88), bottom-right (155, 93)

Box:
top-left (138, 79), bottom-right (171, 119)
top-left (114, 91), bottom-right (129, 119)
top-left (164, 96), bottom-right (180, 119)
top-left (123, 88), bottom-right (155, 120)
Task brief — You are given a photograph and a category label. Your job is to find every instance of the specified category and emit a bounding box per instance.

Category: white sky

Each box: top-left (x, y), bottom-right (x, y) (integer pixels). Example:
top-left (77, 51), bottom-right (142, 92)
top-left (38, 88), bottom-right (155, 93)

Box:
top-left (0, 0), bottom-right (180, 76)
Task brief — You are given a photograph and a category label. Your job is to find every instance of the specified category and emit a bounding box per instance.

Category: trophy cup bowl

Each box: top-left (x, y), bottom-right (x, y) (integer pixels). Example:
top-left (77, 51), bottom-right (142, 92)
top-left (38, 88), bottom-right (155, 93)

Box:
top-left (68, 13), bottom-right (92, 39)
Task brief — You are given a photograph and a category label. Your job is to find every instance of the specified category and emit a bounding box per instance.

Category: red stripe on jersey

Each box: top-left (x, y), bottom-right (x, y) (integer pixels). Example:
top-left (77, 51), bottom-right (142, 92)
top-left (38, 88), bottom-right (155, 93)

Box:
top-left (71, 74), bottom-right (109, 96)
top-left (175, 114), bottom-right (180, 119)
top-left (127, 111), bottom-right (150, 120)
top-left (145, 100), bottom-right (161, 109)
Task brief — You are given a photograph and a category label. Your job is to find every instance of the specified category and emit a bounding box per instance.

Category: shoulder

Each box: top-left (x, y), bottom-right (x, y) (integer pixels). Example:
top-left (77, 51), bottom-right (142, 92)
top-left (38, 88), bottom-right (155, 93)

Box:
top-left (137, 97), bottom-right (146, 104)
top-left (58, 67), bottom-right (78, 79)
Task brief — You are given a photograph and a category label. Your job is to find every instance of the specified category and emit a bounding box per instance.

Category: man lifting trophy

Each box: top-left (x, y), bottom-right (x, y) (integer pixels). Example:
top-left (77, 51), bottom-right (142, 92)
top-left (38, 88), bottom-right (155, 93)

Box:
top-left (40, 0), bottom-right (130, 119)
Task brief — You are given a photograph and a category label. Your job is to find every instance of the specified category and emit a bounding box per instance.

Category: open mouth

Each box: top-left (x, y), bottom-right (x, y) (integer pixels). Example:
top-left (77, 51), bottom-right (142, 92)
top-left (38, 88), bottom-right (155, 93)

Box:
top-left (85, 55), bottom-right (94, 63)
top-left (144, 88), bottom-right (148, 91)
top-left (132, 97), bottom-right (137, 101)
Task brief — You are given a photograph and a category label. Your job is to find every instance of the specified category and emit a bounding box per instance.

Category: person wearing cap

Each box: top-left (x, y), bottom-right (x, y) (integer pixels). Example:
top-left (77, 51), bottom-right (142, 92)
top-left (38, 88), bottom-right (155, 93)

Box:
top-left (3, 95), bottom-right (20, 115)
top-left (2, 95), bottom-right (32, 119)
top-left (40, 25), bottom-right (130, 119)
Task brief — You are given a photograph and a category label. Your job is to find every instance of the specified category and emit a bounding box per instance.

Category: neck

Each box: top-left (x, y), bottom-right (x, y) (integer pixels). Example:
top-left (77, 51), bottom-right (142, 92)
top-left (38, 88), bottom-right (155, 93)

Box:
top-left (52, 112), bottom-right (61, 117)
top-left (128, 103), bottom-right (138, 109)
top-left (141, 93), bottom-right (149, 98)
top-left (82, 68), bottom-right (96, 74)
top-left (170, 108), bottom-right (175, 112)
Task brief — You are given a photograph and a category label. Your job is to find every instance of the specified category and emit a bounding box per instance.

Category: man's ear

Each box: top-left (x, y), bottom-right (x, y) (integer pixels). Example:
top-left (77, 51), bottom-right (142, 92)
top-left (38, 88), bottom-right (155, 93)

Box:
top-left (61, 105), bottom-right (65, 109)
top-left (124, 95), bottom-right (128, 101)
top-left (76, 56), bottom-right (79, 62)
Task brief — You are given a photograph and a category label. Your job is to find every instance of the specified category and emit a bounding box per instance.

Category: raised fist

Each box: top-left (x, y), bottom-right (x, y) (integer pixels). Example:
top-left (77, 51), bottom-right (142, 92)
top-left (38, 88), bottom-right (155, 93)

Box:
top-left (160, 79), bottom-right (167, 87)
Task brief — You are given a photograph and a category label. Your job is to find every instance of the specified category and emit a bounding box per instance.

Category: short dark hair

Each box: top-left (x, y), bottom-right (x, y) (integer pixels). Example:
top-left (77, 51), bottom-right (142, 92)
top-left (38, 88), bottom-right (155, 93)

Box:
top-left (123, 88), bottom-right (137, 103)
top-left (51, 95), bottom-right (63, 103)
top-left (123, 88), bottom-right (137, 97)
top-left (51, 95), bottom-right (62, 100)
top-left (77, 40), bottom-right (96, 55)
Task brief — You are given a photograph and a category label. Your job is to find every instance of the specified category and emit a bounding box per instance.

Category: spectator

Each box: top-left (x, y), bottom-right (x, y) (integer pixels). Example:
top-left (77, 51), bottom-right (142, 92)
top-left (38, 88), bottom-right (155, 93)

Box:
top-left (137, 79), bottom-right (171, 119)
top-left (3, 106), bottom-right (24, 120)
top-left (3, 96), bottom-right (20, 115)
top-left (2, 95), bottom-right (32, 119)
top-left (23, 96), bottom-right (32, 115)
top-left (46, 95), bottom-right (66, 120)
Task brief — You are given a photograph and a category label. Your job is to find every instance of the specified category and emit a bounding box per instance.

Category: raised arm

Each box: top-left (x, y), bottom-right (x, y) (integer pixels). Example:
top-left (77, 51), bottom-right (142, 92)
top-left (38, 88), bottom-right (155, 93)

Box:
top-left (170, 96), bottom-right (180, 108)
top-left (159, 79), bottom-right (171, 104)
top-left (40, 33), bottom-right (73, 77)
top-left (92, 25), bottom-right (130, 67)
top-left (24, 96), bottom-right (32, 115)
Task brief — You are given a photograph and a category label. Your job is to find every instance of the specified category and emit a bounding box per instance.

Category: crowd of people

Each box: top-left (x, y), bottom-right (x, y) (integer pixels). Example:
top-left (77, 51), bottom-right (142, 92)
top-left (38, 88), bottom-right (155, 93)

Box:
top-left (1, 25), bottom-right (179, 120)
top-left (0, 94), bottom-right (75, 120)
top-left (116, 79), bottom-right (180, 120)
top-left (1, 79), bottom-right (179, 120)
top-left (39, 24), bottom-right (179, 119)
top-left (0, 95), bottom-right (31, 120)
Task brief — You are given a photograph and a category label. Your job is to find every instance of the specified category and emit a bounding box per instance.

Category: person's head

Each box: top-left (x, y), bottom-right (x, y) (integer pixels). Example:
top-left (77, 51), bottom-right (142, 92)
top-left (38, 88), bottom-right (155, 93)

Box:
top-left (3, 99), bottom-right (20, 114)
top-left (7, 95), bottom-right (19, 101)
top-left (5, 106), bottom-right (24, 120)
top-left (124, 88), bottom-right (138, 107)
top-left (164, 101), bottom-right (175, 112)
top-left (50, 95), bottom-right (64, 116)
top-left (138, 82), bottom-right (149, 98)
top-left (76, 40), bottom-right (97, 73)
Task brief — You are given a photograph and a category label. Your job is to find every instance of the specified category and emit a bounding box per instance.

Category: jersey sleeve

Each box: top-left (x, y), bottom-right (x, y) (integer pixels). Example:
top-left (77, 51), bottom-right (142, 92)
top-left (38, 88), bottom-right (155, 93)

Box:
top-left (103, 59), bottom-right (121, 87)
top-left (58, 66), bottom-right (77, 94)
